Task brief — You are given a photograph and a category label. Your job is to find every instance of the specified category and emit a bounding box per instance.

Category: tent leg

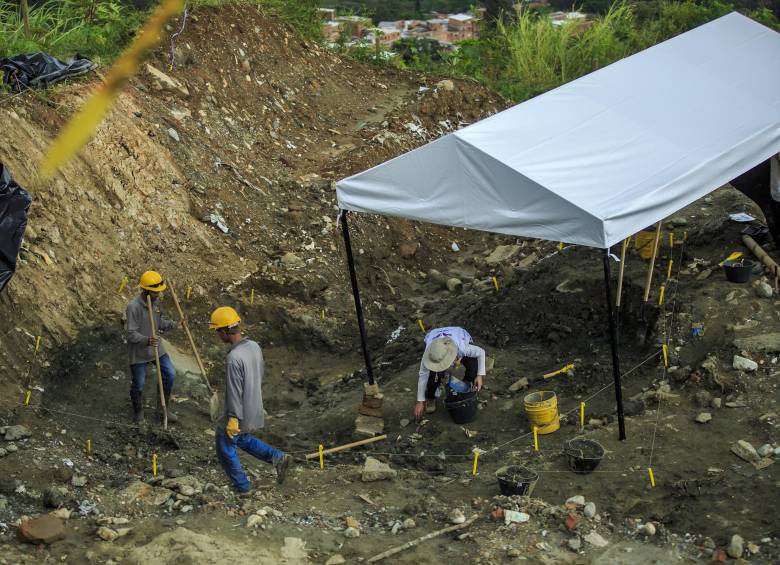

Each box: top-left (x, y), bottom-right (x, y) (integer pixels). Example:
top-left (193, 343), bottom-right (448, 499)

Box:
top-left (340, 211), bottom-right (375, 386)
top-left (603, 248), bottom-right (627, 441)
top-left (643, 222), bottom-right (662, 303)
top-left (616, 237), bottom-right (629, 307)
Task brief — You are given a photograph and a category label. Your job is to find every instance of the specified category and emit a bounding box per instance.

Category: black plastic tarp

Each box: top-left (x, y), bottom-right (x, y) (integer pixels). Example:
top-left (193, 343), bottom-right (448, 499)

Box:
top-left (0, 164), bottom-right (32, 293)
top-left (0, 52), bottom-right (95, 92)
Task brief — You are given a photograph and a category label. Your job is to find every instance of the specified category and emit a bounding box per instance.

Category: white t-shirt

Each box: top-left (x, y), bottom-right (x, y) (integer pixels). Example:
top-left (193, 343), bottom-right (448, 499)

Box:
top-left (771, 153), bottom-right (780, 203)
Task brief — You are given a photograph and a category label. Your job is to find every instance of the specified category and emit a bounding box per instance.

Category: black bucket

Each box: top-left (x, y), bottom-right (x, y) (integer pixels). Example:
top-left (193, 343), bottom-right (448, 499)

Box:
top-left (564, 438), bottom-right (605, 474)
top-left (722, 259), bottom-right (754, 283)
top-left (496, 465), bottom-right (539, 496)
top-left (445, 389), bottom-right (478, 424)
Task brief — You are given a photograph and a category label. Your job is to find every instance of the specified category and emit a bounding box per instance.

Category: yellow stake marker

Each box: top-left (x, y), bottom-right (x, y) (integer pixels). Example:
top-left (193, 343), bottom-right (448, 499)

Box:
top-left (648, 467), bottom-right (655, 488)
top-left (533, 426), bottom-right (539, 451)
top-left (250, 289), bottom-right (255, 305)
top-left (667, 259), bottom-right (673, 280)
top-left (580, 401), bottom-right (585, 430)
top-left (86, 439), bottom-right (92, 454)
top-left (319, 444), bottom-right (324, 470)
top-left (662, 344), bottom-right (668, 367)
top-left (25, 390), bottom-right (31, 406)
top-left (492, 276), bottom-right (499, 292)
top-left (321, 310), bottom-right (325, 321)
top-left (669, 232), bottom-right (674, 248)
top-left (658, 285), bottom-right (665, 306)
top-left (472, 451), bottom-right (480, 476)
top-left (186, 286), bottom-right (192, 300)
top-left (35, 336), bottom-right (41, 353)
top-left (418, 319), bottom-right (425, 333)
top-left (683, 231), bottom-right (688, 241)
top-left (153, 452), bottom-right (158, 477)
top-left (558, 242), bottom-right (564, 251)
top-left (118, 276), bottom-right (129, 293)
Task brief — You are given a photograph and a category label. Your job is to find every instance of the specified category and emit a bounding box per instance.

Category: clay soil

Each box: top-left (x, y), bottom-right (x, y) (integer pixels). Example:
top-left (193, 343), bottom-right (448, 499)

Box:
top-left (1, 4), bottom-right (779, 564)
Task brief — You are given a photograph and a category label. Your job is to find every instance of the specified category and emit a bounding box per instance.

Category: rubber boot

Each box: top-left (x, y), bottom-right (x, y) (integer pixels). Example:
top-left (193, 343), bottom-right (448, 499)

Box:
top-left (162, 391), bottom-right (178, 424)
top-left (130, 391), bottom-right (144, 424)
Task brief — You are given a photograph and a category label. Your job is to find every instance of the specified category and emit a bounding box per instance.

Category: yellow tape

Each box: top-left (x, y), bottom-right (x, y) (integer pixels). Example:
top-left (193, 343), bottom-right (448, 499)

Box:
top-left (533, 426), bottom-right (539, 451)
top-left (492, 276), bottom-right (499, 291)
top-left (667, 259), bottom-right (673, 280)
top-left (662, 344), bottom-right (668, 367)
top-left (658, 285), bottom-right (665, 306)
top-left (648, 467), bottom-right (655, 487)
top-left (472, 451), bottom-right (480, 476)
top-left (319, 444), bottom-right (324, 470)
top-left (580, 401), bottom-right (585, 429)
top-left (35, 336), bottom-right (41, 353)
top-left (24, 390), bottom-right (31, 406)
top-left (250, 289), bottom-right (255, 305)
top-left (118, 276), bottom-right (129, 293)
top-left (153, 452), bottom-right (158, 477)
top-left (418, 319), bottom-right (425, 333)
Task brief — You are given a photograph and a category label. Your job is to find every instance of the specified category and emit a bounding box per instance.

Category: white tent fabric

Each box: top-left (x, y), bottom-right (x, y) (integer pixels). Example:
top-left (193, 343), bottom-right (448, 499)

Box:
top-left (337, 13), bottom-right (780, 248)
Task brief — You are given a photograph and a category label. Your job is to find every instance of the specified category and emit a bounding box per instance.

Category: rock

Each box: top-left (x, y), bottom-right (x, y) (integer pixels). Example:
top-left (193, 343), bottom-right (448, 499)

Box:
top-left (50, 508), bottom-right (71, 520)
top-left (731, 440), bottom-right (759, 463)
top-left (508, 377), bottom-right (529, 392)
top-left (568, 537), bottom-right (582, 552)
top-left (757, 444), bottom-right (773, 457)
top-left (325, 556), bottom-right (346, 565)
top-left (42, 487), bottom-right (64, 509)
top-left (775, 447), bottom-right (780, 457)
top-left (564, 514), bottom-right (578, 531)
top-left (670, 216), bottom-right (688, 227)
top-left (695, 412), bottom-right (712, 424)
top-left (436, 79), bottom-right (455, 91)
top-left (161, 476), bottom-right (202, 494)
top-left (18, 515), bottom-right (65, 545)
top-left (639, 522), bottom-right (656, 536)
top-left (354, 414), bottom-right (384, 438)
top-left (398, 242), bottom-right (417, 259)
top-left (727, 534), bottom-right (744, 558)
top-left (449, 509), bottom-right (466, 524)
top-left (281, 252), bottom-right (304, 268)
top-left (0, 448), bottom-right (6, 457)
top-left (566, 495), bottom-right (585, 507)
top-left (696, 268), bottom-right (713, 281)
top-left (343, 527), bottom-right (360, 538)
top-left (747, 542), bottom-right (760, 555)
top-left (97, 526), bottom-right (119, 541)
top-left (361, 457), bottom-right (397, 482)
top-left (485, 245), bottom-right (520, 265)
top-left (246, 515), bottom-right (263, 528)
top-left (583, 531), bottom-right (609, 548)
top-left (754, 281), bottom-right (773, 298)
top-left (733, 333), bottom-right (780, 353)
top-left (733, 355), bottom-right (758, 372)
top-left (507, 548), bottom-right (522, 557)
top-left (4, 425), bottom-right (31, 441)
top-left (145, 64), bottom-right (190, 96)
top-left (711, 398), bottom-right (722, 409)
top-left (167, 128), bottom-right (180, 142)
top-left (71, 475), bottom-right (87, 487)
top-left (516, 252), bottom-right (538, 270)
top-left (446, 278), bottom-right (463, 293)
top-left (6, 443), bottom-right (18, 453)
top-left (694, 390), bottom-right (713, 407)
top-left (345, 516), bottom-right (360, 530)
top-left (583, 502), bottom-right (596, 518)
top-left (402, 518), bottom-right (416, 529)
top-left (504, 510), bottom-right (529, 524)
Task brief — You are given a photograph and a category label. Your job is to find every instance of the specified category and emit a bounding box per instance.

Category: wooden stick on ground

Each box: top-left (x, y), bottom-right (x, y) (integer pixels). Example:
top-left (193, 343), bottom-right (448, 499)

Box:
top-left (146, 294), bottom-right (167, 430)
top-left (367, 514), bottom-right (479, 563)
top-left (742, 234), bottom-right (780, 280)
top-left (616, 237), bottom-right (629, 307)
top-left (643, 222), bottom-right (663, 302)
top-left (304, 434), bottom-right (387, 460)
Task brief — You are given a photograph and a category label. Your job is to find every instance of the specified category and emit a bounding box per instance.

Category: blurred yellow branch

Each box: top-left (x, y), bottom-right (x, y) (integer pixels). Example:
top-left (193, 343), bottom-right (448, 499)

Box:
top-left (40, 0), bottom-right (184, 179)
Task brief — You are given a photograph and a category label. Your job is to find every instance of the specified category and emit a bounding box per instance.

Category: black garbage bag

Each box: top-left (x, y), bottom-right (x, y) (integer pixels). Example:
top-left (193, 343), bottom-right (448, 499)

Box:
top-left (0, 163), bottom-right (32, 293)
top-left (0, 52), bottom-right (96, 92)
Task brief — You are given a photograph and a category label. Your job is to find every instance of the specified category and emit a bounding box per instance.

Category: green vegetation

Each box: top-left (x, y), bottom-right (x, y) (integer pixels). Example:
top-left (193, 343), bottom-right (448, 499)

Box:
top-left (320, 1), bottom-right (473, 22)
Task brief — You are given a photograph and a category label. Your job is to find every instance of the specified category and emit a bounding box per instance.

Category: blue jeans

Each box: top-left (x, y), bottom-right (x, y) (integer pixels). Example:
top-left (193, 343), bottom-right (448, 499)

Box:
top-left (130, 354), bottom-right (175, 396)
top-left (215, 426), bottom-right (284, 492)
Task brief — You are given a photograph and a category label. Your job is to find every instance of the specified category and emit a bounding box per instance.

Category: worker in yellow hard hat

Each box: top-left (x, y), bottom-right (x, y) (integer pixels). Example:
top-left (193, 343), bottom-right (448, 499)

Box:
top-left (210, 306), bottom-right (291, 494)
top-left (125, 271), bottom-right (182, 424)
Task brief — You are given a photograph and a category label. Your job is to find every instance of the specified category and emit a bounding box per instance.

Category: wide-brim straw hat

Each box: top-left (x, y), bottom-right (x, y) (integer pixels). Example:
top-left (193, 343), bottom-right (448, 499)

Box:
top-left (423, 337), bottom-right (458, 372)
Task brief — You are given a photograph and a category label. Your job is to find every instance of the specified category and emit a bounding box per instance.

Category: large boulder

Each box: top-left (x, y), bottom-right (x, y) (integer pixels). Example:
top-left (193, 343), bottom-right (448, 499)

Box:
top-left (361, 457), bottom-right (397, 482)
top-left (18, 515), bottom-right (65, 545)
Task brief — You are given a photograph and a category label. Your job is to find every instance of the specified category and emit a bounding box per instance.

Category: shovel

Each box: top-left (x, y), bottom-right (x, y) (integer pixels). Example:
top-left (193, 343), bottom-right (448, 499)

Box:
top-left (526, 363), bottom-right (574, 388)
top-left (169, 283), bottom-right (219, 421)
top-left (146, 294), bottom-right (168, 430)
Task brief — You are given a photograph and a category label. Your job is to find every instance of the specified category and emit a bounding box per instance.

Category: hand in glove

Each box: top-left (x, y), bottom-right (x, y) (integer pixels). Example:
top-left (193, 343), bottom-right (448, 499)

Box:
top-left (226, 417), bottom-right (241, 439)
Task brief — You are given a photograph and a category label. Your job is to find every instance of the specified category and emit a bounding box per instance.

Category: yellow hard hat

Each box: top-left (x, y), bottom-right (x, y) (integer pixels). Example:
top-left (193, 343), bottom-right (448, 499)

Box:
top-left (139, 270), bottom-right (166, 292)
top-left (210, 306), bottom-right (241, 330)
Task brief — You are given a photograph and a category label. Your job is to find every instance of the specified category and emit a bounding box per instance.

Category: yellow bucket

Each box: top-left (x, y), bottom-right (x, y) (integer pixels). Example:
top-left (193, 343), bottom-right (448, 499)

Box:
top-left (524, 390), bottom-right (560, 434)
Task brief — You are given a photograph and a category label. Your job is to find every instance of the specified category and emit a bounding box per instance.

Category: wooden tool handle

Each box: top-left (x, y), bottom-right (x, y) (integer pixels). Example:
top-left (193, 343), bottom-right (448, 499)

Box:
top-left (304, 434), bottom-right (387, 460)
top-left (146, 293), bottom-right (167, 430)
top-left (169, 283), bottom-right (213, 392)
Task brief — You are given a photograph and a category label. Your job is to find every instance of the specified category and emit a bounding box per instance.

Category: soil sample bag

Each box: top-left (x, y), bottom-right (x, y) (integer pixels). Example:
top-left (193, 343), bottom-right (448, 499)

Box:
top-left (0, 163), bottom-right (32, 292)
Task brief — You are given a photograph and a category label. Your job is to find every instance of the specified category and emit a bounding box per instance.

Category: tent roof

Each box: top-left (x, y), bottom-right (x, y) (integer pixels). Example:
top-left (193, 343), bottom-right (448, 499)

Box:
top-left (336, 13), bottom-right (780, 248)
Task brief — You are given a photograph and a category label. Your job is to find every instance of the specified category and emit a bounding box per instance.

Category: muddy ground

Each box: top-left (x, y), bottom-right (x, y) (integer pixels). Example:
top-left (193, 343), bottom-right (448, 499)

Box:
top-left (1, 4), bottom-right (780, 565)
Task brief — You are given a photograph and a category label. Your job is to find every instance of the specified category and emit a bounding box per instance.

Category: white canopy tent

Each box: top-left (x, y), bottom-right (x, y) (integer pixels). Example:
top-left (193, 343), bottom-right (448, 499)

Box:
top-left (335, 13), bottom-right (780, 439)
top-left (337, 13), bottom-right (780, 248)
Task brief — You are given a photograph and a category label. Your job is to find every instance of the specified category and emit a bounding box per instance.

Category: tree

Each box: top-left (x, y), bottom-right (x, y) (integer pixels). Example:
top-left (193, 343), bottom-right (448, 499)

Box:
top-left (483, 0), bottom-right (515, 28)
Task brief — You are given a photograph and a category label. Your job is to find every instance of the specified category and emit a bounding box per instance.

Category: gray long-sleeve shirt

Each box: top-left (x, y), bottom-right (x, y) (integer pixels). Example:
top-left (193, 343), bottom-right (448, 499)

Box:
top-left (125, 294), bottom-right (177, 365)
top-left (225, 338), bottom-right (265, 432)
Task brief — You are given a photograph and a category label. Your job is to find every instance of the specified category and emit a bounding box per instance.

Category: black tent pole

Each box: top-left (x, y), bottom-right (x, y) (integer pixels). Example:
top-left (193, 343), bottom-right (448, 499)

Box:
top-left (603, 248), bottom-right (627, 440)
top-left (340, 210), bottom-right (375, 386)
